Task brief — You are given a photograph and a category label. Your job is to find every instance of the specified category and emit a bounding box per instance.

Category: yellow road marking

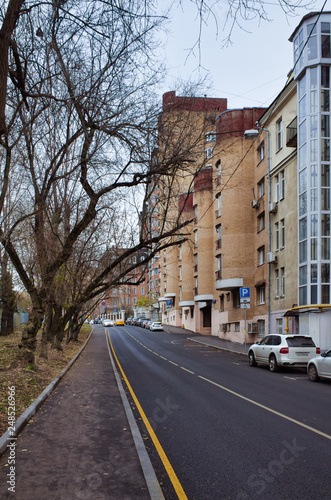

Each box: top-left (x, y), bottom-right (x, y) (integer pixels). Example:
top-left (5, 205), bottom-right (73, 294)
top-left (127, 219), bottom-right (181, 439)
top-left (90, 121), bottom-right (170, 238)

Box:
top-left (199, 375), bottom-right (331, 441)
top-left (107, 333), bottom-right (188, 499)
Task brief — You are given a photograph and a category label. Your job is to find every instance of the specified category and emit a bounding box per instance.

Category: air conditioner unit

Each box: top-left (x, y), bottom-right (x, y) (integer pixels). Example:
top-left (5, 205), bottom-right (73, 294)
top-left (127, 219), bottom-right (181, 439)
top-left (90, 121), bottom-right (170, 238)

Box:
top-left (219, 323), bottom-right (227, 332)
top-left (267, 251), bottom-right (277, 264)
top-left (251, 199), bottom-right (260, 209)
top-left (269, 202), bottom-right (278, 213)
top-left (248, 322), bottom-right (259, 334)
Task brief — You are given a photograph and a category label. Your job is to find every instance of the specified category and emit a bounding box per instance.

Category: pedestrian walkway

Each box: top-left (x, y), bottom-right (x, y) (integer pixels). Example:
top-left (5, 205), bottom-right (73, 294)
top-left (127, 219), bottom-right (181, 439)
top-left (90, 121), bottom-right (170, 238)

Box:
top-left (0, 329), bottom-right (163, 500)
top-left (164, 325), bottom-right (252, 355)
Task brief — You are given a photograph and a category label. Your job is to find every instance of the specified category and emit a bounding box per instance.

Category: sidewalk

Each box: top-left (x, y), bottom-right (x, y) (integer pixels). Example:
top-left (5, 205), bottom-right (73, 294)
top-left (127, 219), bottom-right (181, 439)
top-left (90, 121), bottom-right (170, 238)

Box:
top-left (0, 329), bottom-right (163, 500)
top-left (164, 324), bottom-right (252, 355)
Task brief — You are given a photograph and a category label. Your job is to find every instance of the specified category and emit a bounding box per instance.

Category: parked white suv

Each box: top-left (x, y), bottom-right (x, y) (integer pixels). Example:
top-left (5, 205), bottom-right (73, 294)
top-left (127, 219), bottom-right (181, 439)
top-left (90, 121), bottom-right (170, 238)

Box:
top-left (248, 334), bottom-right (320, 372)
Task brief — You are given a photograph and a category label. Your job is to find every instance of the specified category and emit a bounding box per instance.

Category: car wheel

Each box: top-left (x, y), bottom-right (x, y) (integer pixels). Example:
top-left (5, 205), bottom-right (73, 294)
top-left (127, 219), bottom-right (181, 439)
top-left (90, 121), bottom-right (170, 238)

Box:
top-left (248, 351), bottom-right (257, 367)
top-left (308, 363), bottom-right (319, 382)
top-left (269, 354), bottom-right (278, 372)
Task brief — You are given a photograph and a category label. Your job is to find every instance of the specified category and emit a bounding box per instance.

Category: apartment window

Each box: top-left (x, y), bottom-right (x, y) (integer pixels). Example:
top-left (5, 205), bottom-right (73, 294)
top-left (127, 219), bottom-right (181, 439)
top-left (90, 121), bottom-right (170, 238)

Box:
top-left (141, 287), bottom-right (144, 295)
top-left (179, 265), bottom-right (182, 281)
top-left (194, 229), bottom-right (198, 247)
top-left (281, 219), bottom-right (285, 248)
top-left (257, 285), bottom-right (265, 305)
top-left (281, 267), bottom-right (285, 297)
top-left (274, 174), bottom-right (279, 202)
top-left (194, 253), bottom-right (198, 272)
top-left (179, 286), bottom-right (182, 301)
top-left (179, 245), bottom-right (182, 261)
top-left (322, 22), bottom-right (331, 58)
top-left (217, 194), bottom-right (221, 217)
top-left (258, 246), bottom-right (265, 266)
top-left (164, 281), bottom-right (167, 292)
top-left (205, 147), bottom-right (213, 159)
top-left (205, 132), bottom-right (216, 143)
top-left (233, 289), bottom-right (240, 308)
top-left (275, 222), bottom-right (279, 251)
top-left (194, 205), bottom-right (198, 223)
top-left (133, 287), bottom-right (136, 295)
top-left (276, 318), bottom-right (283, 334)
top-left (280, 170), bottom-right (285, 200)
top-left (235, 322), bottom-right (240, 332)
top-left (275, 269), bottom-right (279, 298)
top-left (276, 118), bottom-right (283, 151)
top-left (216, 224), bottom-right (222, 249)
top-left (216, 255), bottom-right (222, 279)
top-left (258, 212), bottom-right (265, 232)
top-left (258, 178), bottom-right (265, 198)
top-left (219, 294), bottom-right (224, 311)
top-left (133, 297), bottom-right (137, 305)
top-left (258, 319), bottom-right (265, 337)
top-left (258, 142), bottom-right (264, 162)
top-left (195, 277), bottom-right (198, 295)
top-left (155, 267), bottom-right (159, 275)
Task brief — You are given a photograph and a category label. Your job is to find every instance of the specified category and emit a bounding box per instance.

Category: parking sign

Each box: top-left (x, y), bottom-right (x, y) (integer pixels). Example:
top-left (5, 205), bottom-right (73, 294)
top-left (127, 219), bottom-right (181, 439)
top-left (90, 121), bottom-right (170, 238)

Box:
top-left (240, 287), bottom-right (250, 298)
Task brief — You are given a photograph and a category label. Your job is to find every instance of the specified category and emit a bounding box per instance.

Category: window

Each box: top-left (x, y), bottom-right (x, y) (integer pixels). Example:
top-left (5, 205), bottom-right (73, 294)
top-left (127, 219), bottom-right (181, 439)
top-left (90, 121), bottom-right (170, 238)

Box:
top-left (322, 22), bottom-right (331, 58)
top-left (258, 246), bottom-right (265, 266)
top-left (179, 265), bottom-right (182, 281)
top-left (275, 222), bottom-right (279, 251)
top-left (281, 219), bottom-right (285, 248)
top-left (281, 267), bottom-right (285, 297)
top-left (164, 281), bottom-right (167, 292)
top-left (216, 255), bottom-right (222, 279)
top-left (274, 174), bottom-right (279, 202)
top-left (258, 142), bottom-right (264, 162)
top-left (194, 229), bottom-right (198, 247)
top-left (232, 289), bottom-right (240, 308)
top-left (194, 253), bottom-right (198, 272)
top-left (258, 212), bottom-right (265, 232)
top-left (179, 245), bottom-right (182, 261)
top-left (258, 178), bottom-right (265, 198)
top-left (275, 269), bottom-right (279, 298)
top-left (276, 118), bottom-right (282, 151)
top-left (205, 147), bottom-right (213, 159)
top-left (280, 170), bottom-right (285, 200)
top-left (155, 267), bottom-right (159, 275)
top-left (141, 287), bottom-right (144, 295)
top-left (216, 224), bottom-right (222, 249)
top-left (179, 286), bottom-right (182, 301)
top-left (205, 132), bottom-right (216, 143)
top-left (235, 322), bottom-right (240, 332)
top-left (276, 318), bottom-right (283, 334)
top-left (195, 277), bottom-right (198, 295)
top-left (216, 194), bottom-right (221, 217)
top-left (194, 205), bottom-right (198, 223)
top-left (133, 297), bottom-right (137, 305)
top-left (220, 295), bottom-right (224, 311)
top-left (133, 287), bottom-right (136, 295)
top-left (217, 161), bottom-right (221, 178)
top-left (257, 285), bottom-right (265, 305)
top-left (258, 319), bottom-right (265, 337)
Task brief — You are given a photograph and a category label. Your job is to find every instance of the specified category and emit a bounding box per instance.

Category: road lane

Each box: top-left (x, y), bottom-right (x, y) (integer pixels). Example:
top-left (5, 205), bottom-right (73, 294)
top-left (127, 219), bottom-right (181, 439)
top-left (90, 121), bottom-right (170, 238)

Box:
top-left (107, 325), bottom-right (331, 500)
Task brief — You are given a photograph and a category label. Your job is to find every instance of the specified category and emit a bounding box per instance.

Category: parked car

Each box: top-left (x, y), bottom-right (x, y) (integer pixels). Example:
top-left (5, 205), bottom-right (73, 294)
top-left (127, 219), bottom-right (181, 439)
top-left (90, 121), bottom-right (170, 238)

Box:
top-left (248, 334), bottom-right (320, 372)
top-left (136, 318), bottom-right (146, 327)
top-left (102, 318), bottom-right (114, 327)
top-left (115, 319), bottom-right (125, 326)
top-left (149, 321), bottom-right (163, 331)
top-left (307, 349), bottom-right (331, 381)
top-left (142, 319), bottom-right (150, 328)
top-left (125, 317), bottom-right (133, 325)
top-left (145, 320), bottom-right (153, 330)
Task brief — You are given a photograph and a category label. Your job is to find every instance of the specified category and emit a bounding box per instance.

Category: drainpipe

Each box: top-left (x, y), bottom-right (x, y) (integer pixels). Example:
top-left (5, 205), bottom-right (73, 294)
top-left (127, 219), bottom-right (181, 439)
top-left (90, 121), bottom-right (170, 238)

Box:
top-left (256, 122), bottom-right (271, 334)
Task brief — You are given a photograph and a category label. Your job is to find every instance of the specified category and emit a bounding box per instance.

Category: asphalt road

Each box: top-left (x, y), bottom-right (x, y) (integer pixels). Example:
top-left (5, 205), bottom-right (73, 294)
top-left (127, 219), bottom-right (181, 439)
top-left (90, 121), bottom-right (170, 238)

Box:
top-left (105, 324), bottom-right (331, 500)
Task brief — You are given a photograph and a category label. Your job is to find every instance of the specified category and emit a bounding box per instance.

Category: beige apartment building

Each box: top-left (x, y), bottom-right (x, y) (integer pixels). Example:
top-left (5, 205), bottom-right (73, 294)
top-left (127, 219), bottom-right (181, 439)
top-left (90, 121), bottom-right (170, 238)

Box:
top-left (258, 74), bottom-right (299, 336)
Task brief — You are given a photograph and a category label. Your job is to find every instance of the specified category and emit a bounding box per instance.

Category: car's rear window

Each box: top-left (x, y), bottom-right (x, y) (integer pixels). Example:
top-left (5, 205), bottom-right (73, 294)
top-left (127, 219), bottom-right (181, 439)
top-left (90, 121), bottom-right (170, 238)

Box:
top-left (286, 336), bottom-right (316, 347)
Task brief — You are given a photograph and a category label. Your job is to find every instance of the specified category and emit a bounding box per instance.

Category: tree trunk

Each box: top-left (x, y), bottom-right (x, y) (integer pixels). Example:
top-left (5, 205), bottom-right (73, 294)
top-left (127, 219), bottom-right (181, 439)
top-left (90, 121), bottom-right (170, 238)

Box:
top-left (0, 263), bottom-right (15, 336)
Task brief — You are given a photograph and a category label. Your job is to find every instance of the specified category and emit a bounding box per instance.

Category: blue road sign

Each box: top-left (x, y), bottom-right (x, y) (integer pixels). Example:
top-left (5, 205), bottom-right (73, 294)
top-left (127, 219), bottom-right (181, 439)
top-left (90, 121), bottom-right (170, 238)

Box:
top-left (240, 287), bottom-right (250, 298)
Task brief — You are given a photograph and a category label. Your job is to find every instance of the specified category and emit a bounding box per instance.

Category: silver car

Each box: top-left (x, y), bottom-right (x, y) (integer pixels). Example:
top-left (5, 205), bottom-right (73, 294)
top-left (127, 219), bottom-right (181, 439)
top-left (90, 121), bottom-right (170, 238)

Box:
top-left (248, 334), bottom-right (320, 372)
top-left (307, 349), bottom-right (331, 382)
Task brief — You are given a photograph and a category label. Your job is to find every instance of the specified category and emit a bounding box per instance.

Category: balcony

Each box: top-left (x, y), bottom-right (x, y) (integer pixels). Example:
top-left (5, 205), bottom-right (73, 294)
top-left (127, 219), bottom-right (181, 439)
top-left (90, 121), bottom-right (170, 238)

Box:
top-left (286, 116), bottom-right (297, 148)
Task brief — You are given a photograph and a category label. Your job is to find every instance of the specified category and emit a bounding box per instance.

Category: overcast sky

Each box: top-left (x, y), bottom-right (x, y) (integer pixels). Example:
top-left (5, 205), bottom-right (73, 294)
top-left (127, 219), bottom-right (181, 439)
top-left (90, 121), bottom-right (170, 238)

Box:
top-left (157, 0), bottom-right (328, 109)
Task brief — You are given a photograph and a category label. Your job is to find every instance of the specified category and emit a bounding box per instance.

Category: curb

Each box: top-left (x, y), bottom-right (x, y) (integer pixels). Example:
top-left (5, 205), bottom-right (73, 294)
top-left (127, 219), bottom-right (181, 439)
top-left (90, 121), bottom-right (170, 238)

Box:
top-left (0, 329), bottom-right (93, 458)
top-left (105, 331), bottom-right (165, 500)
top-left (187, 337), bottom-right (249, 357)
